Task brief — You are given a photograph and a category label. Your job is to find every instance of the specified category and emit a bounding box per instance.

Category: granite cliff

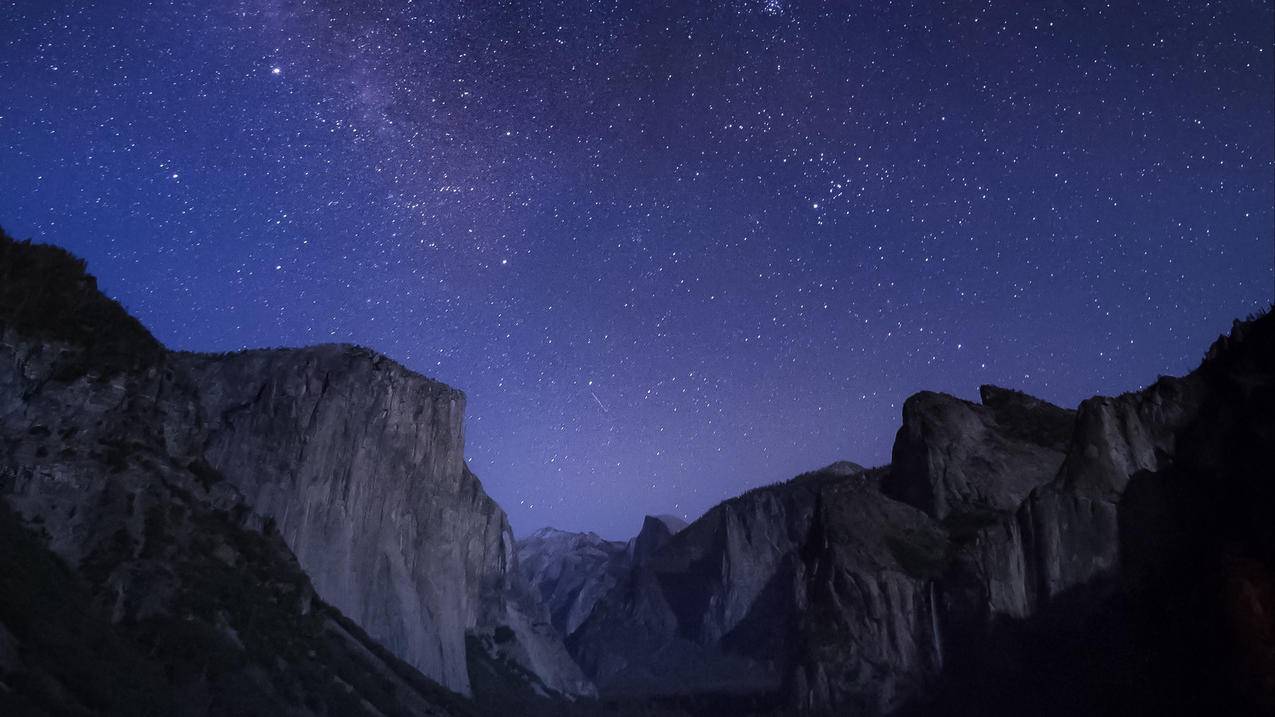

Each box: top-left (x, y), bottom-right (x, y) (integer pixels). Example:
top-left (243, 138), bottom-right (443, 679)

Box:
top-left (175, 347), bottom-right (587, 698)
top-left (0, 230), bottom-right (588, 712)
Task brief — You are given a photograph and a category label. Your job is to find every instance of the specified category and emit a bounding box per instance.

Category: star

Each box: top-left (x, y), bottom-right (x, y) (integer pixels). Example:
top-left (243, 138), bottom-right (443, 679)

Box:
top-left (0, 0), bottom-right (1268, 538)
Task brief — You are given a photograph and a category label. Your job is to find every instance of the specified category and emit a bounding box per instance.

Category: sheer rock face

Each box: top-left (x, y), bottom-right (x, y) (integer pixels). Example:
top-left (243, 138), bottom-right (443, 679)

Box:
top-left (178, 347), bottom-right (504, 694)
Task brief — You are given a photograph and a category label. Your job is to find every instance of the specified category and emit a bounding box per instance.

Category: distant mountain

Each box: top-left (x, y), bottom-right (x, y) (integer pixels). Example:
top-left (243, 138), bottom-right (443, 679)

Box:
top-left (516, 528), bottom-right (629, 638)
top-left (627, 514), bottom-right (688, 565)
top-left (514, 514), bottom-right (691, 641)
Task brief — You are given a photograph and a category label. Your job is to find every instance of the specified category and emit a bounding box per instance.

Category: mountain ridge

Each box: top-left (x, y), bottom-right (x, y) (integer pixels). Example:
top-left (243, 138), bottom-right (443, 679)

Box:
top-left (3, 229), bottom-right (1271, 716)
top-left (543, 310), bottom-right (1274, 715)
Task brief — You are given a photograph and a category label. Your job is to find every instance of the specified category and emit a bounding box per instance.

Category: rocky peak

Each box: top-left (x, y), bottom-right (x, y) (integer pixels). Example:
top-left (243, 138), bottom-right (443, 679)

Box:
top-left (515, 528), bottom-right (628, 638)
top-left (882, 388), bottom-right (1076, 522)
top-left (628, 514), bottom-right (688, 565)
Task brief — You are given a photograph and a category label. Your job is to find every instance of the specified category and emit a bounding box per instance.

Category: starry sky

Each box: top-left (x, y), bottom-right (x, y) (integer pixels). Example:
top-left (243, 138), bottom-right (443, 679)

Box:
top-left (2, 0), bottom-right (1271, 539)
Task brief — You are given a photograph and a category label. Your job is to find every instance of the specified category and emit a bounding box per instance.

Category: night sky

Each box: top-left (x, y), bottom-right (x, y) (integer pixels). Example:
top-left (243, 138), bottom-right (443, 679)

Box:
top-left (2, 1), bottom-right (1271, 539)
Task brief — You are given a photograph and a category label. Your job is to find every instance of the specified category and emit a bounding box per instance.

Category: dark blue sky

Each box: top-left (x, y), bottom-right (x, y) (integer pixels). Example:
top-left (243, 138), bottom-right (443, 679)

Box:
top-left (2, 0), bottom-right (1271, 539)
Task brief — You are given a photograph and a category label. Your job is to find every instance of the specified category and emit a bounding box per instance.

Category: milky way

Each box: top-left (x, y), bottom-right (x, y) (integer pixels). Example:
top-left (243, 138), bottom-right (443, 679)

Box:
top-left (2, 0), bottom-right (1271, 538)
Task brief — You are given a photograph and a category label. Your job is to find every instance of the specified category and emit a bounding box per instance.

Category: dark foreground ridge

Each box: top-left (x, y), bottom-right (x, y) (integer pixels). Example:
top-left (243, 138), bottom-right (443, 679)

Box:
top-left (2, 228), bottom-right (1272, 716)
